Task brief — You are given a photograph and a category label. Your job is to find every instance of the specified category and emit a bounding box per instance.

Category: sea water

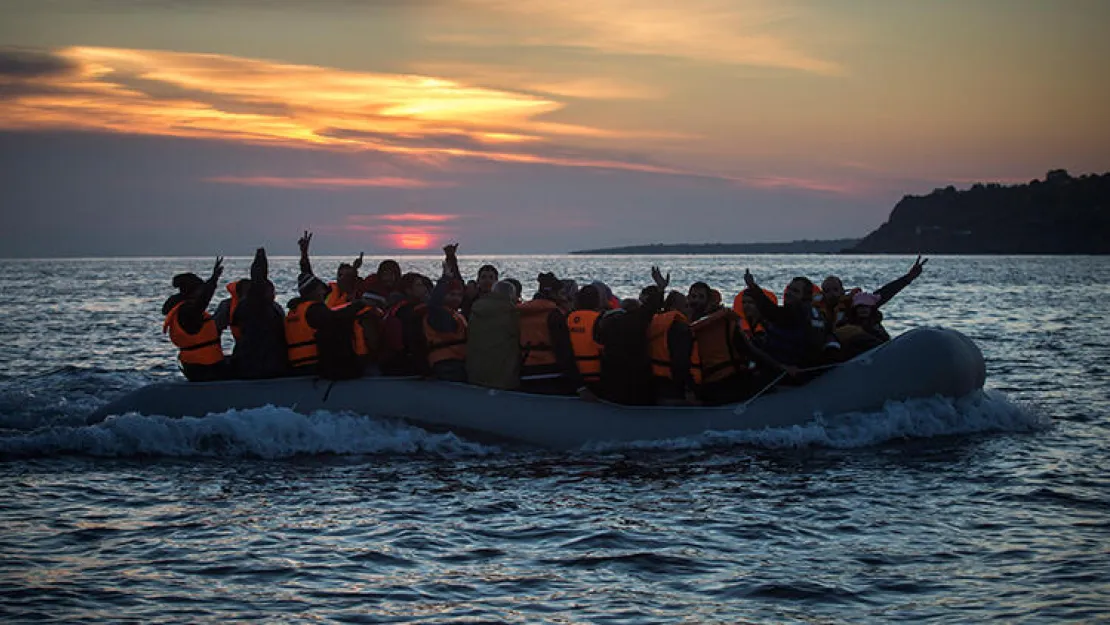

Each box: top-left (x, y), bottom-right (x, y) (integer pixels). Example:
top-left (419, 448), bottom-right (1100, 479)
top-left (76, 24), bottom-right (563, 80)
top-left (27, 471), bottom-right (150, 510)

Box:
top-left (0, 255), bottom-right (1106, 622)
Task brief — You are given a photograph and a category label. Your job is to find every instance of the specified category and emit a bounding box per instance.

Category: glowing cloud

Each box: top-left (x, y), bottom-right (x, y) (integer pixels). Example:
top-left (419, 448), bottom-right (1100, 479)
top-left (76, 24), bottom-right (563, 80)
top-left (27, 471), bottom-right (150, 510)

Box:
top-left (0, 46), bottom-right (667, 175)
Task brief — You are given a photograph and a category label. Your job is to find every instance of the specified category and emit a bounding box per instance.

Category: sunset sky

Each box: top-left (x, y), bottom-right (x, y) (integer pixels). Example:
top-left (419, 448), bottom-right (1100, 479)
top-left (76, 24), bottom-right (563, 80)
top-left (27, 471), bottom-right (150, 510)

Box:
top-left (2, 0), bottom-right (1108, 256)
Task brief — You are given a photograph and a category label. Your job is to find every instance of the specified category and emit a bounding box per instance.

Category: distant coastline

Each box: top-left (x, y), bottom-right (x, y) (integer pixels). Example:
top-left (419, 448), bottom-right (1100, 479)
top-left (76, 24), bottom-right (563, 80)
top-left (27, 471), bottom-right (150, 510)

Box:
top-left (570, 239), bottom-right (860, 255)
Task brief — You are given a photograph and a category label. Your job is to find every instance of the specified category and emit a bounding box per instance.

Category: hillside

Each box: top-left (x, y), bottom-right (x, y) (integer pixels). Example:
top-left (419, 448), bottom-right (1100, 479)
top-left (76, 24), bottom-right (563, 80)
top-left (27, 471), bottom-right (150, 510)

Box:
top-left (847, 170), bottom-right (1110, 254)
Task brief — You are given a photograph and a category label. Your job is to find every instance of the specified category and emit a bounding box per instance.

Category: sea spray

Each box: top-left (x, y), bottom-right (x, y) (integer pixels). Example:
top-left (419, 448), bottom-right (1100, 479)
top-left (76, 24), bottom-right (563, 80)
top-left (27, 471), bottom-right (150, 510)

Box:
top-left (0, 406), bottom-right (498, 459)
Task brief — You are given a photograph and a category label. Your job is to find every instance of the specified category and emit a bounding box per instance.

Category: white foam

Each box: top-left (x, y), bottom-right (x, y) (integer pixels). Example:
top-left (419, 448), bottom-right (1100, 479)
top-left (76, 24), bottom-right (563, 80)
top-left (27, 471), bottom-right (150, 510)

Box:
top-left (582, 390), bottom-right (1048, 452)
top-left (0, 406), bottom-right (498, 459)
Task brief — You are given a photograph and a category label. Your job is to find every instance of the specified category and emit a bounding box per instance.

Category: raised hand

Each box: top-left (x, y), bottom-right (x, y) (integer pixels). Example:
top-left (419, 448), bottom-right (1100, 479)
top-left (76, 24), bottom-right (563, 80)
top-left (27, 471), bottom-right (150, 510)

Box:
top-left (298, 230), bottom-right (312, 254)
top-left (744, 268), bottom-right (757, 289)
top-left (908, 255), bottom-right (928, 280)
top-left (211, 255), bottom-right (224, 280)
top-left (353, 252), bottom-right (364, 271)
top-left (443, 242), bottom-right (459, 258)
top-left (651, 266), bottom-right (670, 289)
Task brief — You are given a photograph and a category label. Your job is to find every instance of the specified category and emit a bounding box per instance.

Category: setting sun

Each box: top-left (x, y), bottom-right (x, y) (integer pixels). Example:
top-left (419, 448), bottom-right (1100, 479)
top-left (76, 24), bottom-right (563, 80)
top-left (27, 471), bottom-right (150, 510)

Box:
top-left (394, 232), bottom-right (433, 250)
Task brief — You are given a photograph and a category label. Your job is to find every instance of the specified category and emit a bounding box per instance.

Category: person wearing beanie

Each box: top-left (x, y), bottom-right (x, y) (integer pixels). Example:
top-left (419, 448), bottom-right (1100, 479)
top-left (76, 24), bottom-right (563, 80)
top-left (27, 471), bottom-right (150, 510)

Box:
top-left (285, 264), bottom-right (368, 381)
top-left (297, 230), bottom-right (365, 308)
top-left (834, 291), bottom-right (892, 358)
top-left (423, 243), bottom-right (469, 382)
top-left (516, 271), bottom-right (587, 397)
top-left (161, 257), bottom-right (228, 382)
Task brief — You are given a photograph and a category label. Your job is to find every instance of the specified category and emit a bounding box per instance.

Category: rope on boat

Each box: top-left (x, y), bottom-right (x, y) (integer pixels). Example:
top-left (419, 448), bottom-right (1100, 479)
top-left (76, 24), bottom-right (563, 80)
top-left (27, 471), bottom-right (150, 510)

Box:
top-left (733, 371), bottom-right (787, 415)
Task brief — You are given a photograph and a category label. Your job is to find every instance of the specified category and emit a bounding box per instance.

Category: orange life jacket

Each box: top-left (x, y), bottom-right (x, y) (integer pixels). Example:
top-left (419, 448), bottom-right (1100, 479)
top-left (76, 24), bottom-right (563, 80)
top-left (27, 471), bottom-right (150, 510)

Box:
top-left (225, 281), bottom-right (244, 341)
top-left (733, 288), bottom-right (776, 338)
top-left (648, 310), bottom-right (688, 380)
top-left (423, 309), bottom-right (467, 366)
top-left (326, 282), bottom-right (351, 309)
top-left (163, 301), bottom-right (224, 366)
top-left (518, 299), bottom-right (560, 377)
top-left (567, 309), bottom-right (601, 384)
top-left (690, 308), bottom-right (744, 385)
top-left (814, 288), bottom-right (859, 328)
top-left (284, 301), bottom-right (319, 368)
top-left (352, 305), bottom-right (382, 358)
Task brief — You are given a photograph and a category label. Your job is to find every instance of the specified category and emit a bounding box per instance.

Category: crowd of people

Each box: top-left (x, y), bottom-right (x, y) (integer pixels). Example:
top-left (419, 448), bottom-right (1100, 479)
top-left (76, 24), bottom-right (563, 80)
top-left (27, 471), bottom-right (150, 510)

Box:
top-left (161, 232), bottom-right (928, 406)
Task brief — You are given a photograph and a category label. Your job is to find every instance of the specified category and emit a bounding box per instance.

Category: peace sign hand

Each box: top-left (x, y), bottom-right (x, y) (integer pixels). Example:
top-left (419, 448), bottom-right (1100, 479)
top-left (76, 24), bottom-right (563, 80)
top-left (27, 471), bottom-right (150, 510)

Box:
top-left (908, 255), bottom-right (929, 280)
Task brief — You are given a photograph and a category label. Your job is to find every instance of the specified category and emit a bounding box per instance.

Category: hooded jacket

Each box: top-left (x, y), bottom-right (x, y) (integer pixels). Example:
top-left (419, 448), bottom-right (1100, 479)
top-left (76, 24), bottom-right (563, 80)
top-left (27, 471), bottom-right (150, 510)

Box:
top-left (465, 289), bottom-right (521, 389)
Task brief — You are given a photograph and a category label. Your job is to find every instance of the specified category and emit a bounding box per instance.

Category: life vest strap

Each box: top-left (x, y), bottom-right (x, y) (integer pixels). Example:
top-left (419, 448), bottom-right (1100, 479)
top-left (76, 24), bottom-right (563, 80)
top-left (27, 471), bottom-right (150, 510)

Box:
top-left (287, 339), bottom-right (317, 349)
top-left (289, 355), bottom-right (319, 367)
top-left (574, 355), bottom-right (601, 362)
top-left (179, 339), bottom-right (221, 351)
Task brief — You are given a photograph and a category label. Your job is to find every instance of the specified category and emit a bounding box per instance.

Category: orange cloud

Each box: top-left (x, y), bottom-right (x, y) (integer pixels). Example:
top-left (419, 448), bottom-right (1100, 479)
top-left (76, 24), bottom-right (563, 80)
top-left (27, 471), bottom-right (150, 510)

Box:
top-left (0, 46), bottom-right (672, 174)
top-left (205, 176), bottom-right (449, 189)
top-left (369, 213), bottom-right (461, 223)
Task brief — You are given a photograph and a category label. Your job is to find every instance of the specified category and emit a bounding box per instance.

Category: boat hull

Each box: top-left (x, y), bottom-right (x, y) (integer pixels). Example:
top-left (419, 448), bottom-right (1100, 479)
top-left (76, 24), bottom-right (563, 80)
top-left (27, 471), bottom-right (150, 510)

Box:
top-left (86, 327), bottom-right (986, 449)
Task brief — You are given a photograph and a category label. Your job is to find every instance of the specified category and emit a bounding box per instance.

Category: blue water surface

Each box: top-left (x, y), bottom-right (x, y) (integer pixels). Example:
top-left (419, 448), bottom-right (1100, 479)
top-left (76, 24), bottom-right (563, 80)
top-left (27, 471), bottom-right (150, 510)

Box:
top-left (0, 255), bottom-right (1106, 623)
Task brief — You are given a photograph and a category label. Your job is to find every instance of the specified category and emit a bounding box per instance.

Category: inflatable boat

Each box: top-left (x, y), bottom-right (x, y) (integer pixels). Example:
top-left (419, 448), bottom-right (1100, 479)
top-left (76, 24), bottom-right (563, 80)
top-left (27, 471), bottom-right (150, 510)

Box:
top-left (86, 327), bottom-right (986, 449)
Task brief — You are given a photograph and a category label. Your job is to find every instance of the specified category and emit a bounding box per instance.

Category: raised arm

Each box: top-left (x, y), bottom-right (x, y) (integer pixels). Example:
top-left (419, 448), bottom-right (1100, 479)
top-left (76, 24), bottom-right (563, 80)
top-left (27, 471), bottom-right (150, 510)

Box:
top-left (197, 255), bottom-right (223, 311)
top-left (876, 255), bottom-right (927, 307)
top-left (298, 230), bottom-right (314, 277)
top-left (743, 269), bottom-right (786, 325)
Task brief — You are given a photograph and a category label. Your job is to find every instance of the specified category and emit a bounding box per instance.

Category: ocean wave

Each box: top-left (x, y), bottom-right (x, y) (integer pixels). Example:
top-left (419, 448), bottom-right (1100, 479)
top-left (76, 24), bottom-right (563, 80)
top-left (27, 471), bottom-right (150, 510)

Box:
top-left (0, 407), bottom-right (498, 460)
top-left (582, 390), bottom-right (1047, 452)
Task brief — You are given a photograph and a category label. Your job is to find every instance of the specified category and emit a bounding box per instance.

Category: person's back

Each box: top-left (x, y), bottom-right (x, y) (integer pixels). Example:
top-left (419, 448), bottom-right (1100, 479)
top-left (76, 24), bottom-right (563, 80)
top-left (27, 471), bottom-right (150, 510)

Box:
top-left (596, 288), bottom-right (661, 405)
top-left (466, 281), bottom-right (520, 389)
top-left (308, 301), bottom-right (366, 380)
top-left (231, 249), bottom-right (288, 379)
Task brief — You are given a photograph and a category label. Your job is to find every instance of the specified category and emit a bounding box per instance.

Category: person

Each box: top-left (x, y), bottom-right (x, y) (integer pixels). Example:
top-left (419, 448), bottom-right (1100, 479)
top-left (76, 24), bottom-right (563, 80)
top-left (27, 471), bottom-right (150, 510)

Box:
top-left (734, 288), bottom-right (777, 340)
top-left (466, 280), bottom-right (521, 389)
top-left (648, 289), bottom-right (695, 405)
top-left (743, 270), bottom-right (838, 371)
top-left (297, 230), bottom-right (364, 308)
top-left (590, 281), bottom-right (619, 310)
top-left (161, 257), bottom-right (228, 382)
top-left (689, 286), bottom-right (796, 404)
top-left (214, 278), bottom-right (248, 343)
top-left (517, 272), bottom-right (584, 396)
top-left (380, 272), bottom-right (430, 376)
top-left (504, 278), bottom-right (523, 305)
top-left (423, 244), bottom-right (468, 382)
top-left (567, 285), bottom-right (604, 392)
top-left (285, 272), bottom-right (369, 380)
top-left (362, 259), bottom-right (402, 307)
top-left (815, 276), bottom-right (856, 331)
top-left (834, 292), bottom-right (891, 357)
top-left (227, 248), bottom-right (288, 379)
top-left (462, 263), bottom-right (500, 318)
top-left (594, 269), bottom-right (667, 405)
top-left (687, 281), bottom-right (712, 321)
top-left (352, 299), bottom-right (384, 375)
top-left (818, 256), bottom-right (928, 331)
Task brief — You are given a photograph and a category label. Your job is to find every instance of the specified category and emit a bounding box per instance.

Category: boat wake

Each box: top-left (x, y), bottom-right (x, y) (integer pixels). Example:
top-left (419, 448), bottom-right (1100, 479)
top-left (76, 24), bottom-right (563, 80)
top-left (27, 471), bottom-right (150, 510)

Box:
top-left (1, 386), bottom-right (1045, 460)
top-left (0, 406), bottom-right (499, 459)
top-left (585, 390), bottom-right (1047, 452)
